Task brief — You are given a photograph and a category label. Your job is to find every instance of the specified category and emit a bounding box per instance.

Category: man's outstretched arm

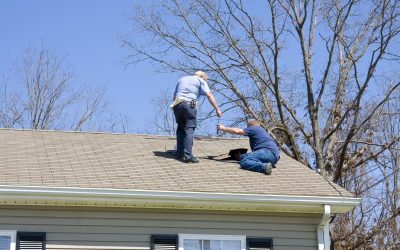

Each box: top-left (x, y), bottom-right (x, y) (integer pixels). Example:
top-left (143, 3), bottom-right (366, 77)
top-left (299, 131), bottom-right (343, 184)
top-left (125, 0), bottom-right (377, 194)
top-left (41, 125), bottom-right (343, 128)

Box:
top-left (217, 124), bottom-right (245, 135)
top-left (205, 92), bottom-right (222, 117)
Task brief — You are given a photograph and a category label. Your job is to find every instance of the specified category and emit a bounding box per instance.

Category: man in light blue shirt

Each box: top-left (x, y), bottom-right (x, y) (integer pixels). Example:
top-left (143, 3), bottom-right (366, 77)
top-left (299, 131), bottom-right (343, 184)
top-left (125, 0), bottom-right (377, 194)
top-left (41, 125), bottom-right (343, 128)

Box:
top-left (172, 71), bottom-right (222, 163)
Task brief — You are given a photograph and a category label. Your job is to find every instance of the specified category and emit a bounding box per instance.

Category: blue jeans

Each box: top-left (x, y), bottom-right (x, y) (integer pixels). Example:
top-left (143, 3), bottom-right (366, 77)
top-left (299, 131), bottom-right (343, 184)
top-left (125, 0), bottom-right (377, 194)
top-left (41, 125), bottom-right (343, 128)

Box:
top-left (173, 101), bottom-right (197, 160)
top-left (240, 148), bottom-right (278, 173)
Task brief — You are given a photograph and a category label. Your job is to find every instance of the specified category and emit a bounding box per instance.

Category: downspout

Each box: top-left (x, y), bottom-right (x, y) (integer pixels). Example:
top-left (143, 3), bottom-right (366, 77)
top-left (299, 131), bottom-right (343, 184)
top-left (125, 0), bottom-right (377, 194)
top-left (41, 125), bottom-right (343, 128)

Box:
top-left (317, 204), bottom-right (331, 250)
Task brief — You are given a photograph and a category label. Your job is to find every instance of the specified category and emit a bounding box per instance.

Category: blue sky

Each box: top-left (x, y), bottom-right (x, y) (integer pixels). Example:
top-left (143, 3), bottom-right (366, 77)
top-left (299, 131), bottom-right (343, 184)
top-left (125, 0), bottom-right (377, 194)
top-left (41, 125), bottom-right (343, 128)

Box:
top-left (0, 0), bottom-right (184, 132)
top-left (3, 0), bottom-right (379, 135)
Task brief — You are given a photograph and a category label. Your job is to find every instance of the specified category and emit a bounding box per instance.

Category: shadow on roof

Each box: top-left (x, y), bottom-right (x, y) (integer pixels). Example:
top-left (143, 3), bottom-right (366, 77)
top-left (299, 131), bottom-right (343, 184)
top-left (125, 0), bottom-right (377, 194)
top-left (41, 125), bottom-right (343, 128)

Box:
top-left (153, 150), bottom-right (180, 160)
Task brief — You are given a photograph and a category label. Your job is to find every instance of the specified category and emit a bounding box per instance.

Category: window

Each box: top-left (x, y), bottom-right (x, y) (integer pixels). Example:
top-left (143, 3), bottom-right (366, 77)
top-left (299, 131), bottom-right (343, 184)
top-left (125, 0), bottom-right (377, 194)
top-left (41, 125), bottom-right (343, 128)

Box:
top-left (179, 235), bottom-right (246, 250)
top-left (151, 234), bottom-right (272, 250)
top-left (16, 232), bottom-right (46, 250)
top-left (0, 231), bottom-right (16, 250)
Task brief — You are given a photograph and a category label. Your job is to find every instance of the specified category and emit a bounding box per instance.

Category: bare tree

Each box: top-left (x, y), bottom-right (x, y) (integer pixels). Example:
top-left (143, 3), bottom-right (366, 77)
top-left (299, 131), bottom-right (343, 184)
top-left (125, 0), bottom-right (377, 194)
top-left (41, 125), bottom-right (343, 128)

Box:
top-left (330, 89), bottom-right (400, 249)
top-left (122, 0), bottom-right (400, 248)
top-left (0, 78), bottom-right (23, 128)
top-left (151, 88), bottom-right (176, 135)
top-left (0, 45), bottom-right (122, 132)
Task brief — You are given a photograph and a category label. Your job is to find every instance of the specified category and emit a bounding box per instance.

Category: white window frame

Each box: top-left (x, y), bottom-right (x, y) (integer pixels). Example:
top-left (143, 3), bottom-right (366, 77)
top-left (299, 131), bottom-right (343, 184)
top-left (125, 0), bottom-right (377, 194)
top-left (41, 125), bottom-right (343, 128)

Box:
top-left (178, 234), bottom-right (246, 250)
top-left (0, 230), bottom-right (17, 250)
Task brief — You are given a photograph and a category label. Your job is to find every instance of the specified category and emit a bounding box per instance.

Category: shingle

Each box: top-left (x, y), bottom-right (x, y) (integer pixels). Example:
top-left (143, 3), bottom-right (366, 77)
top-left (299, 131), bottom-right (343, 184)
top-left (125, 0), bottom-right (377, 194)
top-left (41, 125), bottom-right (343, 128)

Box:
top-left (0, 128), bottom-right (354, 198)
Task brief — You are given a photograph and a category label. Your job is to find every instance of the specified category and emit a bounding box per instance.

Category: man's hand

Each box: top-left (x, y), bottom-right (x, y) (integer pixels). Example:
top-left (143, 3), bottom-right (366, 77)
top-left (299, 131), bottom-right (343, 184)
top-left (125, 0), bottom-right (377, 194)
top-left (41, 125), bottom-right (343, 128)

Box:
top-left (216, 124), bottom-right (245, 135)
top-left (216, 109), bottom-right (222, 117)
top-left (217, 124), bottom-right (225, 131)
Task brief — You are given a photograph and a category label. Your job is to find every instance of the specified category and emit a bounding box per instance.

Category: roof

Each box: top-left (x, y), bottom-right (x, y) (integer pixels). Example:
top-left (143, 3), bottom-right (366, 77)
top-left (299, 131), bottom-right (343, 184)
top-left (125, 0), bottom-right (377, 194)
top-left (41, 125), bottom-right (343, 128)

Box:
top-left (0, 128), bottom-right (359, 213)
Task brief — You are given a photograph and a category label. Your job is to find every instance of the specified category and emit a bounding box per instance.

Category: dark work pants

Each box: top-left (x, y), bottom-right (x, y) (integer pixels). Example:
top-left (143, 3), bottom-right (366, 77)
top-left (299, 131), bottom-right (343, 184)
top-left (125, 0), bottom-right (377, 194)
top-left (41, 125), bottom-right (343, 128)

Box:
top-left (239, 148), bottom-right (278, 173)
top-left (173, 101), bottom-right (197, 160)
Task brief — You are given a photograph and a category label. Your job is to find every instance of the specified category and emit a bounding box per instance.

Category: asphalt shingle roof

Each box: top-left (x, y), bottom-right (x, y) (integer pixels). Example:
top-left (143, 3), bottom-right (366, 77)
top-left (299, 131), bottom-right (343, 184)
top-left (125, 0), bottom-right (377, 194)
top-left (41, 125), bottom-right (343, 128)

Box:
top-left (0, 129), bottom-right (354, 198)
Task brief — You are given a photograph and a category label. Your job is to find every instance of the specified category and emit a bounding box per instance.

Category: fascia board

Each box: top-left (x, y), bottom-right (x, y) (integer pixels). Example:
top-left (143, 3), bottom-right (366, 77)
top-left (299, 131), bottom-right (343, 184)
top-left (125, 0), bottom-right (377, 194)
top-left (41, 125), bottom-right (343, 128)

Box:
top-left (0, 185), bottom-right (360, 214)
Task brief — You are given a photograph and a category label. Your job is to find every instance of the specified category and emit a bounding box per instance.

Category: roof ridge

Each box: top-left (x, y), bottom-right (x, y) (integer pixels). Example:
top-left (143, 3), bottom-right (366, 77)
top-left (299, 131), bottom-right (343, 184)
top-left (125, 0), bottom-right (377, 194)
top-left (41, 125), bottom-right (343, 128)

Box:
top-left (0, 127), bottom-right (247, 140)
top-left (0, 127), bottom-right (140, 136)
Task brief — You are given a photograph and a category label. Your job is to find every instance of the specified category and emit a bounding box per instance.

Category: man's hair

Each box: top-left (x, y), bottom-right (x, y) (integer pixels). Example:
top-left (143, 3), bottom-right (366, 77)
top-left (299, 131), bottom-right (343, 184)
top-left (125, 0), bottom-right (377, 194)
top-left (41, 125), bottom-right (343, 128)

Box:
top-left (247, 119), bottom-right (260, 126)
top-left (194, 71), bottom-right (208, 81)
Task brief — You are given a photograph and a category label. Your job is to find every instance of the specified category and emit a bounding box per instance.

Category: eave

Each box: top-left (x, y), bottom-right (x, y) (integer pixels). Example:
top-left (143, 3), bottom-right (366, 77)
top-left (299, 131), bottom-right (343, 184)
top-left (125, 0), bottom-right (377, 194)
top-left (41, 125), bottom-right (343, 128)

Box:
top-left (0, 185), bottom-right (360, 214)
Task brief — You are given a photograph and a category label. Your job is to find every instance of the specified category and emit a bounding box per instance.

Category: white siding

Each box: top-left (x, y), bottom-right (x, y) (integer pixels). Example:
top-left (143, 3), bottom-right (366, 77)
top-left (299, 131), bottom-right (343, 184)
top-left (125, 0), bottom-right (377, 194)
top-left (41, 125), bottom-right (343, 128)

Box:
top-left (0, 206), bottom-right (320, 250)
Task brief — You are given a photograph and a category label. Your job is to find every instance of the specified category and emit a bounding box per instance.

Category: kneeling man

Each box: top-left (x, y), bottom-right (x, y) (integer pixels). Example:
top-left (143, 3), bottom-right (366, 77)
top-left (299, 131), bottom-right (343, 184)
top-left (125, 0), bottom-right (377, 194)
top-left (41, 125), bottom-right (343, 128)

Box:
top-left (217, 120), bottom-right (279, 175)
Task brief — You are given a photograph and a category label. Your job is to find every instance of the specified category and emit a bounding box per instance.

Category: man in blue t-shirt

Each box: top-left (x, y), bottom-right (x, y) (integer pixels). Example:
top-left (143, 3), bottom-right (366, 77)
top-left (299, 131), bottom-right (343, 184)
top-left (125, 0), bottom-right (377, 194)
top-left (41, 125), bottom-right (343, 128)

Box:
top-left (217, 120), bottom-right (279, 175)
top-left (171, 71), bottom-right (222, 163)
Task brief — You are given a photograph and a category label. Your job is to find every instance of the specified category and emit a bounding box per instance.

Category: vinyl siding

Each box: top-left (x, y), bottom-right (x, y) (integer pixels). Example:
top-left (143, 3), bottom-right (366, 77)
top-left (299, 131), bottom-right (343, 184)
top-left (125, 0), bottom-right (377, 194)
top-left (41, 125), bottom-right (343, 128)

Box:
top-left (0, 206), bottom-right (320, 250)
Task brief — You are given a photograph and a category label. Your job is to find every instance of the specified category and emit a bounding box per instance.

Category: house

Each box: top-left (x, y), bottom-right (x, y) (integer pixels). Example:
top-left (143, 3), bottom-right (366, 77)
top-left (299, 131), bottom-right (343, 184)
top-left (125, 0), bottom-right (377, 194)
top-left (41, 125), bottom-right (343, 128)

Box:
top-left (0, 129), bottom-right (360, 250)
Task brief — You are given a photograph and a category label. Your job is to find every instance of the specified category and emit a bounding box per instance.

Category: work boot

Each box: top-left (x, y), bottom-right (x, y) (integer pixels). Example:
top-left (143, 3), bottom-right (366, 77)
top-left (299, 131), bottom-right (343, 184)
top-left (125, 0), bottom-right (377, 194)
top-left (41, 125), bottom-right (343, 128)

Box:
top-left (165, 150), bottom-right (185, 160)
top-left (263, 163), bottom-right (272, 175)
top-left (173, 152), bottom-right (184, 160)
top-left (183, 157), bottom-right (200, 163)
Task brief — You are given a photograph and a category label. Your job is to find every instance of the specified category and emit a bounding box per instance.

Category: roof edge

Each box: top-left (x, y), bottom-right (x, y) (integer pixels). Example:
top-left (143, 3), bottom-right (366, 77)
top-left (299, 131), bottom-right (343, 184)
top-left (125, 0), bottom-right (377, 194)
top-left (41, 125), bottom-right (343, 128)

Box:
top-left (0, 185), bottom-right (360, 214)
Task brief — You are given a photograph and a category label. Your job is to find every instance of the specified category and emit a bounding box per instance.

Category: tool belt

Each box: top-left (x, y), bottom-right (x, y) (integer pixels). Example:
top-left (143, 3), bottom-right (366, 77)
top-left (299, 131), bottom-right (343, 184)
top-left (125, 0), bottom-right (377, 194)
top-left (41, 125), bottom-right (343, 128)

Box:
top-left (170, 98), bottom-right (198, 109)
top-left (169, 98), bottom-right (184, 109)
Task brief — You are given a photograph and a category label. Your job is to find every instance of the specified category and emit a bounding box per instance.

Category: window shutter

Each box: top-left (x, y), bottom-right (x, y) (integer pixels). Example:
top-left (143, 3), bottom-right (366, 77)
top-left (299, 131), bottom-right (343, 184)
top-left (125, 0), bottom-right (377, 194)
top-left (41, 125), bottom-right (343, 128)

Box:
top-left (151, 235), bottom-right (178, 250)
top-left (247, 237), bottom-right (273, 250)
top-left (17, 232), bottom-right (46, 250)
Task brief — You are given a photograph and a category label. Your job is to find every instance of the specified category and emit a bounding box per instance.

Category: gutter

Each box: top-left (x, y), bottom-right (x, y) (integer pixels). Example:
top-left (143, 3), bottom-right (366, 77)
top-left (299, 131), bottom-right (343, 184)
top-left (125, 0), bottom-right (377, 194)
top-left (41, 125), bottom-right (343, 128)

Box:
top-left (0, 185), bottom-right (360, 214)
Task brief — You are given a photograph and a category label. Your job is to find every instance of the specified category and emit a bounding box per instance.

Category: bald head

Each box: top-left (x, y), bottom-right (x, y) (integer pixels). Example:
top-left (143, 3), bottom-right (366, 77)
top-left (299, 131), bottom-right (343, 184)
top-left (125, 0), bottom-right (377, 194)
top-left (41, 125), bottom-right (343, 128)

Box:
top-left (247, 119), bottom-right (260, 127)
top-left (194, 71), bottom-right (208, 81)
